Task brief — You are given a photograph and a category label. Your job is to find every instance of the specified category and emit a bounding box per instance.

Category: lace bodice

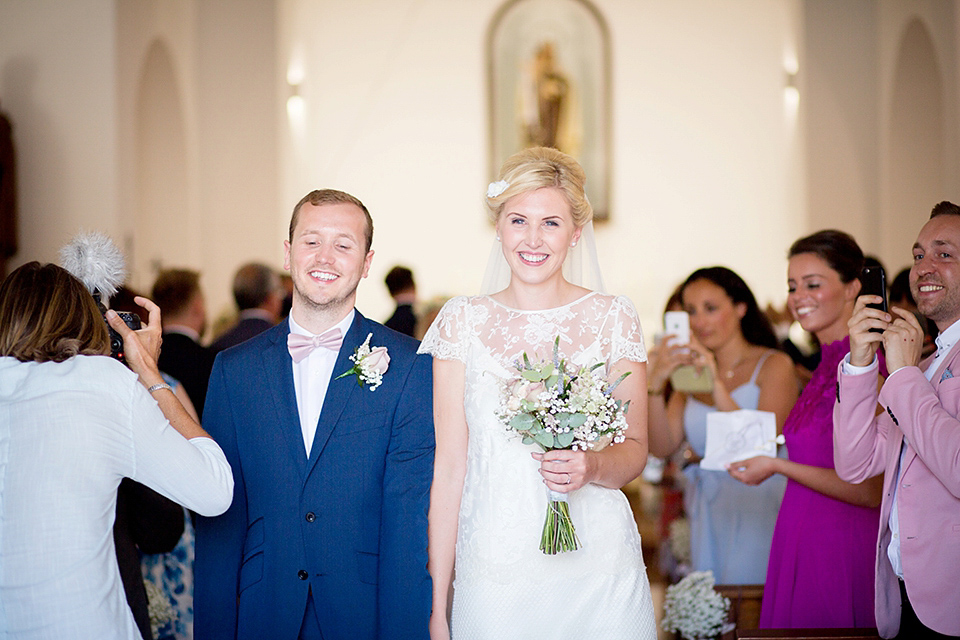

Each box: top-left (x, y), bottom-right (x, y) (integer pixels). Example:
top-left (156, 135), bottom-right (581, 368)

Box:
top-left (420, 292), bottom-right (646, 372)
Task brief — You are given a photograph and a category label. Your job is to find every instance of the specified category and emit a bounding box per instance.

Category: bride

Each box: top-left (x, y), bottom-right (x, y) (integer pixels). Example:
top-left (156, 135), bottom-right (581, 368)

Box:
top-left (419, 146), bottom-right (656, 639)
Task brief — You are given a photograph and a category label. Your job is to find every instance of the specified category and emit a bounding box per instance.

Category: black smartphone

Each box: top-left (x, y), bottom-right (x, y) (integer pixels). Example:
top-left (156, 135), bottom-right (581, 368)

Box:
top-left (861, 265), bottom-right (887, 332)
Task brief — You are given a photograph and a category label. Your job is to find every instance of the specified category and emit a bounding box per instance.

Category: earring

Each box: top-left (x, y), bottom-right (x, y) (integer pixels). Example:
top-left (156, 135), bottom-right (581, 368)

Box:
top-left (570, 242), bottom-right (577, 247)
top-left (496, 236), bottom-right (501, 242)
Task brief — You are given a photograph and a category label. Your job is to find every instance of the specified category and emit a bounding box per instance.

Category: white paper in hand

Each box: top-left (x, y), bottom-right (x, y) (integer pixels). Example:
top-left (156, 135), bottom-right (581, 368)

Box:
top-left (700, 409), bottom-right (779, 471)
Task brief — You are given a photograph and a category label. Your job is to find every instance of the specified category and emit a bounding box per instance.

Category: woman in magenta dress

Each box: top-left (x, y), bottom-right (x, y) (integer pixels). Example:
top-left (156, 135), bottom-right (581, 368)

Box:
top-left (729, 230), bottom-right (883, 628)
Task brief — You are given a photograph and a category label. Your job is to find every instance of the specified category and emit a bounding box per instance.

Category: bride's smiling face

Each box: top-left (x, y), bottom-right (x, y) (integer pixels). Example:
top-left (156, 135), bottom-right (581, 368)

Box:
top-left (496, 187), bottom-right (582, 287)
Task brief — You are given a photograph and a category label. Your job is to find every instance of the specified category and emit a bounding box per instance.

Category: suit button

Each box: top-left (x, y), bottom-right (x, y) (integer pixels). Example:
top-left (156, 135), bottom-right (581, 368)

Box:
top-left (298, 570), bottom-right (308, 580)
top-left (305, 511), bottom-right (316, 523)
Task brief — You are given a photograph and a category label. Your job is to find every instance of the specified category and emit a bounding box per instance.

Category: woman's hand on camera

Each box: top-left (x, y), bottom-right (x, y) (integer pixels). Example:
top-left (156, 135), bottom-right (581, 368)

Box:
top-left (105, 296), bottom-right (163, 385)
top-left (684, 337), bottom-right (718, 379)
top-left (647, 340), bottom-right (693, 394)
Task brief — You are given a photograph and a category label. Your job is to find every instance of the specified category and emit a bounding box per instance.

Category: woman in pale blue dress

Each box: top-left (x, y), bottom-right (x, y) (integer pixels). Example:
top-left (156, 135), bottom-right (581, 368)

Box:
top-left (647, 267), bottom-right (799, 584)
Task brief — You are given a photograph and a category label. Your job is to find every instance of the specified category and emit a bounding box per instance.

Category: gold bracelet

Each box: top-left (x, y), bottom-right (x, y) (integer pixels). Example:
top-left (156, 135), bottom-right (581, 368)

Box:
top-left (647, 387), bottom-right (664, 396)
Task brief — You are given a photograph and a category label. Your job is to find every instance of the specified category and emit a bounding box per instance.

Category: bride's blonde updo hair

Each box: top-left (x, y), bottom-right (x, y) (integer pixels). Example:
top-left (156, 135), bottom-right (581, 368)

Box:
top-left (485, 146), bottom-right (592, 227)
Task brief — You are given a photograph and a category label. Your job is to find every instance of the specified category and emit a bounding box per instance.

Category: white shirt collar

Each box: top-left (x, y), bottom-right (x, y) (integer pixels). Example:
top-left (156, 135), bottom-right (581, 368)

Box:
top-left (935, 317), bottom-right (960, 357)
top-left (288, 309), bottom-right (355, 339)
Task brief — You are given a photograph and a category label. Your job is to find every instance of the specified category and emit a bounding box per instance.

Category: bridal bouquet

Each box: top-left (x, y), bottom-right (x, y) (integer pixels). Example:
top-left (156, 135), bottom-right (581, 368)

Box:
top-left (496, 337), bottom-right (630, 554)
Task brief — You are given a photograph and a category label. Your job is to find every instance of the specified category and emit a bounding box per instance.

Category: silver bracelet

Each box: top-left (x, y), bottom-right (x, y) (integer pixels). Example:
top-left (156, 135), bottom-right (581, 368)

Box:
top-left (147, 382), bottom-right (173, 394)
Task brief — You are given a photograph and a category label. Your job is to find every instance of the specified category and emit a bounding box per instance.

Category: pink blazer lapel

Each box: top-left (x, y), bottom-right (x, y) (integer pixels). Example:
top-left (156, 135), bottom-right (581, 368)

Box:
top-left (901, 345), bottom-right (960, 474)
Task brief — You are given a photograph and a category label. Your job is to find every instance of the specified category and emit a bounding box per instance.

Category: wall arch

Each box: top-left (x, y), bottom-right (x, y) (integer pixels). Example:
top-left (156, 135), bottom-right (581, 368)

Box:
top-left (133, 38), bottom-right (190, 290)
top-left (885, 17), bottom-right (943, 264)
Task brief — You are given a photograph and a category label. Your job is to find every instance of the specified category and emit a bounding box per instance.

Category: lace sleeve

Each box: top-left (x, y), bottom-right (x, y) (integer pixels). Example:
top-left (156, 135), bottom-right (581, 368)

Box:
top-left (609, 295), bottom-right (647, 364)
top-left (417, 296), bottom-right (469, 363)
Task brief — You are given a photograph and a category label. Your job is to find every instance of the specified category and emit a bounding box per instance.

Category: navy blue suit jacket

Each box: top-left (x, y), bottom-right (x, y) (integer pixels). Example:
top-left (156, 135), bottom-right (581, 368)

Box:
top-left (194, 312), bottom-right (434, 639)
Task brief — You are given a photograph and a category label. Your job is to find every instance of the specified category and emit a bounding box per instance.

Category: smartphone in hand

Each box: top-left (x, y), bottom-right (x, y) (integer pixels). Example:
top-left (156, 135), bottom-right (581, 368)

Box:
top-left (663, 311), bottom-right (713, 392)
top-left (664, 311), bottom-right (690, 346)
top-left (860, 265), bottom-right (887, 333)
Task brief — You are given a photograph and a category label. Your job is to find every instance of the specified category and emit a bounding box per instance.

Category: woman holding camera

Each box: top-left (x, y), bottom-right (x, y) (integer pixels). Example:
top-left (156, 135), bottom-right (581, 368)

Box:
top-left (0, 262), bottom-right (233, 639)
top-left (729, 231), bottom-right (883, 628)
top-left (646, 266), bottom-right (798, 585)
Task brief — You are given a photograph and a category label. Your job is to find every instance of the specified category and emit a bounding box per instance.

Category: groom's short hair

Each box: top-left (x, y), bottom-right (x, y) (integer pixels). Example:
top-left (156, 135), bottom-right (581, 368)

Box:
top-left (289, 189), bottom-right (374, 252)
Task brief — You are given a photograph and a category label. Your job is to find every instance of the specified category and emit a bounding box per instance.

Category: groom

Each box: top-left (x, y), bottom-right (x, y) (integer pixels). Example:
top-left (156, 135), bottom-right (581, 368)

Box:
top-left (194, 189), bottom-right (434, 639)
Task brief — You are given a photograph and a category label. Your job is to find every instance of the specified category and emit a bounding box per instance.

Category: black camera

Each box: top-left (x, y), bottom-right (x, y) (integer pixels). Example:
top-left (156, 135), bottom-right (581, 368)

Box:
top-left (92, 292), bottom-right (141, 363)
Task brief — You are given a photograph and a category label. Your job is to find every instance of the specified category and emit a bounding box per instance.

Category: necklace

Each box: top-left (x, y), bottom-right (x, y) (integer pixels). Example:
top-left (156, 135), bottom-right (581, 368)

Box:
top-left (722, 354), bottom-right (747, 379)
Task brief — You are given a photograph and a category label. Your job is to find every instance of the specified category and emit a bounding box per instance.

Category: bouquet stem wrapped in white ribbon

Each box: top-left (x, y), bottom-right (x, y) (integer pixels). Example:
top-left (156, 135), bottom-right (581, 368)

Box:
top-left (497, 337), bottom-right (631, 554)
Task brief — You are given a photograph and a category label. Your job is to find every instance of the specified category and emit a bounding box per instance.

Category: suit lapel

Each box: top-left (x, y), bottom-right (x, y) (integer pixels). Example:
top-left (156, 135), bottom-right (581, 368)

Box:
top-left (303, 312), bottom-right (367, 481)
top-left (262, 321), bottom-right (308, 480)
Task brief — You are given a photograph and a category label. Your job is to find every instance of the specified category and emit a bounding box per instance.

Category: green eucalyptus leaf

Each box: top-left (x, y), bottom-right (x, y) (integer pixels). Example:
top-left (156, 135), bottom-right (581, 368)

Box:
top-left (557, 431), bottom-right (575, 448)
top-left (510, 413), bottom-right (535, 431)
top-left (521, 369), bottom-right (542, 382)
top-left (534, 430), bottom-right (555, 449)
top-left (568, 413), bottom-right (587, 428)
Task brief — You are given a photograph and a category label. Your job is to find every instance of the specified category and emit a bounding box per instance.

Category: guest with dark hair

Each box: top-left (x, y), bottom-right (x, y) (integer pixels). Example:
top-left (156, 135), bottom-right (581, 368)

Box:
top-left (211, 263), bottom-right (283, 353)
top-left (647, 266), bottom-right (798, 584)
top-left (730, 230), bottom-right (883, 628)
top-left (384, 265), bottom-right (418, 337)
top-left (152, 268), bottom-right (215, 417)
top-left (0, 262), bottom-right (232, 639)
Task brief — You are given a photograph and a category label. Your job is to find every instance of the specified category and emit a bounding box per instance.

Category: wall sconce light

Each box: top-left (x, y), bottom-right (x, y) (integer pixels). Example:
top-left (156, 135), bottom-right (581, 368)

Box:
top-left (287, 81), bottom-right (304, 119)
top-left (784, 70), bottom-right (799, 111)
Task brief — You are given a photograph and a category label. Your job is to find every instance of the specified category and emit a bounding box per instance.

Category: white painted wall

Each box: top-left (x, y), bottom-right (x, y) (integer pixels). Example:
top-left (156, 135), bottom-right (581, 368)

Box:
top-left (3, 0), bottom-right (960, 341)
top-left (0, 0), bottom-right (118, 266)
top-left (280, 0), bottom-right (806, 335)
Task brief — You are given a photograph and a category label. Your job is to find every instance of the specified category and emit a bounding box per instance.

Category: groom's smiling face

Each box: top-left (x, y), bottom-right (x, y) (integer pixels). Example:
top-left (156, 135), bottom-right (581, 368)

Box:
top-left (284, 202), bottom-right (374, 323)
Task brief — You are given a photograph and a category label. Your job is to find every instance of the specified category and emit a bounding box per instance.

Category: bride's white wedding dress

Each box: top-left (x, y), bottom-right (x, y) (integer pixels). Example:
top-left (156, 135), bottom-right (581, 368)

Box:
top-left (420, 292), bottom-right (656, 640)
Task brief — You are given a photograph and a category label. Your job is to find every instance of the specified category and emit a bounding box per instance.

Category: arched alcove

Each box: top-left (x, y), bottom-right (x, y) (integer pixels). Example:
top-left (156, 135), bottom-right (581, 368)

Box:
top-left (133, 39), bottom-right (190, 289)
top-left (487, 0), bottom-right (611, 219)
top-left (885, 17), bottom-right (943, 263)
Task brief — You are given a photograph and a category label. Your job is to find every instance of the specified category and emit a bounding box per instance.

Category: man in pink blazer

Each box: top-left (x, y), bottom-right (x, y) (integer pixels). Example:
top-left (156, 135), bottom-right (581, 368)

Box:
top-left (834, 201), bottom-right (960, 639)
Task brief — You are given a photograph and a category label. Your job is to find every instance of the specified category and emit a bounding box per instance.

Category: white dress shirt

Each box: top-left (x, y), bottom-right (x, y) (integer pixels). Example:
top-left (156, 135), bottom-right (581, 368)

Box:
top-left (0, 355), bottom-right (233, 640)
top-left (289, 310), bottom-right (354, 457)
top-left (842, 317), bottom-right (960, 579)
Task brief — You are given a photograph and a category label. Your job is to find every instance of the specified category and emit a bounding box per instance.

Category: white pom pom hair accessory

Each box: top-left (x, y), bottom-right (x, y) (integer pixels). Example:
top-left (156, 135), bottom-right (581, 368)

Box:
top-left (58, 230), bottom-right (128, 300)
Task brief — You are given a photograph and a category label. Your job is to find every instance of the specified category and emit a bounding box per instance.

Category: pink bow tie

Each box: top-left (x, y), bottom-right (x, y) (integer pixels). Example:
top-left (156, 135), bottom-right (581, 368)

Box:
top-left (287, 328), bottom-right (344, 362)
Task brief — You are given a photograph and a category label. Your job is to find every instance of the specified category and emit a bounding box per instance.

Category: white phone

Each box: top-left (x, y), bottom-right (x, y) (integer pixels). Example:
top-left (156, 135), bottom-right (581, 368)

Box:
top-left (664, 311), bottom-right (690, 346)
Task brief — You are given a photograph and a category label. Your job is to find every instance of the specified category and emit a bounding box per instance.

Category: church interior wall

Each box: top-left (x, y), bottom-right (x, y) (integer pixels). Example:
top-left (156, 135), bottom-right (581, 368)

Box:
top-left (2, 0), bottom-right (959, 338)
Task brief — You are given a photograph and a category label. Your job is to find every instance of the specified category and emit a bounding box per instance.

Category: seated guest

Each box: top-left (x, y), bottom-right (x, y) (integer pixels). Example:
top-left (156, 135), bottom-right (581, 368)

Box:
top-left (729, 230), bottom-right (883, 628)
top-left (836, 202), bottom-right (960, 638)
top-left (384, 265), bottom-right (418, 337)
top-left (0, 262), bottom-right (233, 639)
top-left (647, 266), bottom-right (799, 584)
top-left (151, 268), bottom-right (215, 417)
top-left (211, 263), bottom-right (283, 353)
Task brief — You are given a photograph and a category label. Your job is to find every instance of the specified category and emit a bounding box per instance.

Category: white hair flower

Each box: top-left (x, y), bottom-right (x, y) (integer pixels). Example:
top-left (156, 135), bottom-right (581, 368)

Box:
top-left (486, 180), bottom-right (510, 198)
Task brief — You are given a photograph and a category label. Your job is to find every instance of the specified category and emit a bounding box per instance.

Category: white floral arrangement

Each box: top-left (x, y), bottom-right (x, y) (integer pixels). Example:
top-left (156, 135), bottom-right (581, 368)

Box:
top-left (496, 336), bottom-right (630, 554)
top-left (661, 570), bottom-right (733, 640)
top-left (144, 579), bottom-right (175, 638)
top-left (335, 333), bottom-right (389, 390)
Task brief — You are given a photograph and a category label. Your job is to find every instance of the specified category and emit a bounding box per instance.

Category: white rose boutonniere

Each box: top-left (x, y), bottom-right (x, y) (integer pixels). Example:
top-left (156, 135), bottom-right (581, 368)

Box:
top-left (335, 333), bottom-right (390, 390)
